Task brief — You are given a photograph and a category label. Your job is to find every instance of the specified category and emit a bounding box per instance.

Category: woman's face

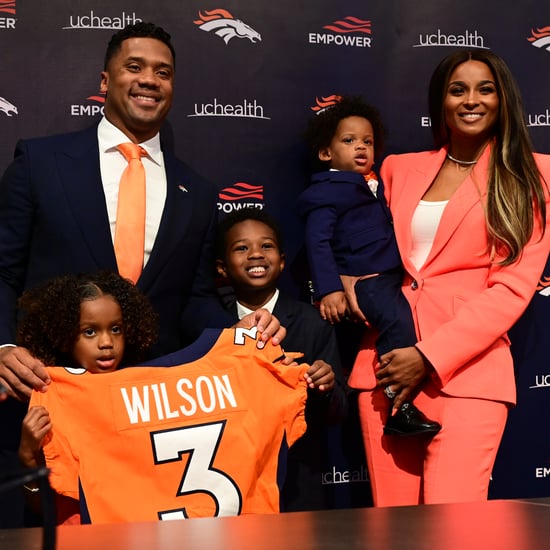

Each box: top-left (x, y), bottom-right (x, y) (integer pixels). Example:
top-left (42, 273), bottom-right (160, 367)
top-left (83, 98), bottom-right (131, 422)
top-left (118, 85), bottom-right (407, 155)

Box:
top-left (443, 60), bottom-right (499, 143)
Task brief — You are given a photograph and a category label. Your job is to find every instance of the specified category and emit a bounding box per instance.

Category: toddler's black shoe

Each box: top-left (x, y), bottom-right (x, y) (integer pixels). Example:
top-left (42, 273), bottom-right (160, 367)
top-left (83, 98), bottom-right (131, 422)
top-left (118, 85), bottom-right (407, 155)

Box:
top-left (383, 402), bottom-right (441, 436)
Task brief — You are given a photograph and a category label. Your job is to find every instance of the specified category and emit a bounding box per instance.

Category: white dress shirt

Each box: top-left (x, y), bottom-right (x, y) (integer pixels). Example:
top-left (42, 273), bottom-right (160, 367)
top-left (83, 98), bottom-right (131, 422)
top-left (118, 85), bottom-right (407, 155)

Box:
top-left (236, 289), bottom-right (279, 320)
top-left (98, 117), bottom-right (167, 267)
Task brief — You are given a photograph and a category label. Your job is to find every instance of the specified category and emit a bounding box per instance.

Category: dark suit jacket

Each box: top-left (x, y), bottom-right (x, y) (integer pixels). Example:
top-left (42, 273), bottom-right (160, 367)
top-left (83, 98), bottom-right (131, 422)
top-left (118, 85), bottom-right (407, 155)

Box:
top-left (0, 124), bottom-right (232, 526)
top-left (297, 170), bottom-right (402, 299)
top-left (227, 291), bottom-right (348, 511)
top-left (0, 124), bottom-right (232, 354)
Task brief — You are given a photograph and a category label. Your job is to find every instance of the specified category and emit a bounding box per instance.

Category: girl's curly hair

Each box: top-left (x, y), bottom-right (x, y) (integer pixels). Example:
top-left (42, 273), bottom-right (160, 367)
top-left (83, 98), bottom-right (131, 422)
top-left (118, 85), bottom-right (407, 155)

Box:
top-left (16, 271), bottom-right (158, 366)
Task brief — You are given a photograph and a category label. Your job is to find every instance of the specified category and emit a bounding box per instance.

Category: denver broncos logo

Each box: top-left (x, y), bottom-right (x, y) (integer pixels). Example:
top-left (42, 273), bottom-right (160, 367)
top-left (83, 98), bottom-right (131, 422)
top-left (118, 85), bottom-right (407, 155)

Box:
top-left (537, 276), bottom-right (550, 296)
top-left (311, 95), bottom-right (343, 114)
top-left (194, 9), bottom-right (261, 44)
top-left (0, 96), bottom-right (17, 116)
top-left (528, 26), bottom-right (550, 51)
top-left (323, 16), bottom-right (371, 34)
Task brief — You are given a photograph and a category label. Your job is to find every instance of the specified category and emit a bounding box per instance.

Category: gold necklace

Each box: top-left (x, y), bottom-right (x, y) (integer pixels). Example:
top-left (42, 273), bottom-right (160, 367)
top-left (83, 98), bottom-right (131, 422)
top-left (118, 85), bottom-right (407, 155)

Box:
top-left (446, 153), bottom-right (477, 166)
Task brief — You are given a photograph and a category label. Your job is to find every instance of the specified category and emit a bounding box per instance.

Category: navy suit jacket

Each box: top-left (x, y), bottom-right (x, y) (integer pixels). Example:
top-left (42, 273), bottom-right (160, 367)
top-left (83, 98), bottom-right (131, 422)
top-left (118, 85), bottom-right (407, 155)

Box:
top-left (297, 170), bottom-right (402, 299)
top-left (0, 124), bottom-right (233, 505)
top-left (0, 124), bottom-right (232, 355)
top-left (226, 291), bottom-right (348, 511)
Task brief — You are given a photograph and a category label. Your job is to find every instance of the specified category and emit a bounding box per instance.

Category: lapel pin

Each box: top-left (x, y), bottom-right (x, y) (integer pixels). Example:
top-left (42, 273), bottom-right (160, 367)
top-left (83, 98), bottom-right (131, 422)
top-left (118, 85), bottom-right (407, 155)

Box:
top-left (178, 185), bottom-right (188, 192)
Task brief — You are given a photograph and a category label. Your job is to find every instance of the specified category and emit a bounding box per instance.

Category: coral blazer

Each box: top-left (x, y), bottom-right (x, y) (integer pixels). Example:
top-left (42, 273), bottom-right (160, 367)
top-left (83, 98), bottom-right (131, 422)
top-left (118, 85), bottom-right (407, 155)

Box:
top-left (349, 145), bottom-right (550, 405)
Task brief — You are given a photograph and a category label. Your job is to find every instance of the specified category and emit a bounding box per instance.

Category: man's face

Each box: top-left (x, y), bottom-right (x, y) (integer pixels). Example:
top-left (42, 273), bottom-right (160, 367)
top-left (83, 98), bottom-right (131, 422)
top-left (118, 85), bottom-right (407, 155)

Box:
top-left (100, 37), bottom-right (174, 143)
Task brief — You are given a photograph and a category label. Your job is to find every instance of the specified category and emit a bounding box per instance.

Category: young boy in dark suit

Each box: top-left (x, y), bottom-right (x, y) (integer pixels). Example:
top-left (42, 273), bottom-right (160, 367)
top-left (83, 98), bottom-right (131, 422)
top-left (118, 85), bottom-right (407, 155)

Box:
top-left (216, 207), bottom-right (347, 511)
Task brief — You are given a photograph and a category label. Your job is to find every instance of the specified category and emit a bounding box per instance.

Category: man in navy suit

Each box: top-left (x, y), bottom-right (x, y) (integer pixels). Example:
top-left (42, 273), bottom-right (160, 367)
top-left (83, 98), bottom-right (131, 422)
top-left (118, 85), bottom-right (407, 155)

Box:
top-left (0, 22), bottom-right (282, 527)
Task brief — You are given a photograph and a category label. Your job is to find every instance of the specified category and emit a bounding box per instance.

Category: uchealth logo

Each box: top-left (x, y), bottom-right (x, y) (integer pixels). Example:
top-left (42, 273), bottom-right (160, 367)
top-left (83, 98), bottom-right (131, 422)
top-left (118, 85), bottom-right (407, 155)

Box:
top-left (194, 9), bottom-right (261, 44)
top-left (0, 0), bottom-right (16, 29)
top-left (536, 276), bottom-right (550, 297)
top-left (70, 91), bottom-right (105, 117)
top-left (309, 16), bottom-right (372, 48)
top-left (321, 464), bottom-right (369, 485)
top-left (0, 95), bottom-right (17, 116)
top-left (188, 98), bottom-right (270, 120)
top-left (217, 182), bottom-right (264, 214)
top-left (62, 10), bottom-right (141, 30)
top-left (311, 95), bottom-right (342, 115)
top-left (528, 26), bottom-right (550, 51)
top-left (413, 28), bottom-right (487, 49)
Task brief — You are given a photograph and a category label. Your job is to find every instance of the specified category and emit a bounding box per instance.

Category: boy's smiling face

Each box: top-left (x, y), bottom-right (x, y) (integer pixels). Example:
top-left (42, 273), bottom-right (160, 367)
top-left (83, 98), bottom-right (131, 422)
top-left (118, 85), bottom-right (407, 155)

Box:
top-left (217, 219), bottom-right (285, 307)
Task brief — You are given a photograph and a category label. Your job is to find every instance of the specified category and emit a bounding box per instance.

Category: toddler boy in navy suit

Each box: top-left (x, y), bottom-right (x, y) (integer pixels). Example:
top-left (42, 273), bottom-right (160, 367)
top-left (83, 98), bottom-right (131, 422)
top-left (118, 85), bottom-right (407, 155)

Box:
top-left (298, 96), bottom-right (440, 436)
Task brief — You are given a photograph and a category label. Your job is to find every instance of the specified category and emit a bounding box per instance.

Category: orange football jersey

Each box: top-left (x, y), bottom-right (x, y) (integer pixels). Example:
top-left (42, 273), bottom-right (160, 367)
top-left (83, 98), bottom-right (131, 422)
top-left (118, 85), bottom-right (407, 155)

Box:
top-left (30, 328), bottom-right (308, 524)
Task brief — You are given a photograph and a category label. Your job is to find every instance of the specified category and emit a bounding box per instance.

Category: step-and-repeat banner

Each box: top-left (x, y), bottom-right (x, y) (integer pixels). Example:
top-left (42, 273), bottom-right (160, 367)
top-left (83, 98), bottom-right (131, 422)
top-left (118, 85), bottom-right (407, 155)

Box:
top-left (1, 1), bottom-right (549, 504)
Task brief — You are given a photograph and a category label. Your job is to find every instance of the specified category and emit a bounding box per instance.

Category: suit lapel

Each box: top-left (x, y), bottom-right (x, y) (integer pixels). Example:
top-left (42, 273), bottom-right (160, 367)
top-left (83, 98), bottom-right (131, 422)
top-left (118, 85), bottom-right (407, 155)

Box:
top-left (393, 146), bottom-right (489, 273)
top-left (272, 293), bottom-right (295, 328)
top-left (392, 150), bottom-right (445, 263)
top-left (139, 151), bottom-right (194, 288)
top-left (422, 146), bottom-right (490, 269)
top-left (57, 126), bottom-right (117, 269)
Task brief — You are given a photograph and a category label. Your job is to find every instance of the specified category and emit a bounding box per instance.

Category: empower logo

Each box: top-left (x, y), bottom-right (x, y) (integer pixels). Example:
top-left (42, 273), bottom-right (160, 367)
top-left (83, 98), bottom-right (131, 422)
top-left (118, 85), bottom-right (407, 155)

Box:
top-left (311, 95), bottom-right (342, 115)
top-left (0, 96), bottom-right (17, 116)
top-left (0, 0), bottom-right (16, 28)
top-left (309, 16), bottom-right (372, 47)
top-left (194, 9), bottom-right (261, 44)
top-left (217, 183), bottom-right (264, 214)
top-left (70, 91), bottom-right (105, 117)
top-left (0, 0), bottom-right (15, 14)
top-left (528, 26), bottom-right (550, 51)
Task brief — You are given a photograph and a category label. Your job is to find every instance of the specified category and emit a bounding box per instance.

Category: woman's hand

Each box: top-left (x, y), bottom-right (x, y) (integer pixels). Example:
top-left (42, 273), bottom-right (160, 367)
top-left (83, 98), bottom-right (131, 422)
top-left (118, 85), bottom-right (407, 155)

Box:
top-left (376, 347), bottom-right (431, 412)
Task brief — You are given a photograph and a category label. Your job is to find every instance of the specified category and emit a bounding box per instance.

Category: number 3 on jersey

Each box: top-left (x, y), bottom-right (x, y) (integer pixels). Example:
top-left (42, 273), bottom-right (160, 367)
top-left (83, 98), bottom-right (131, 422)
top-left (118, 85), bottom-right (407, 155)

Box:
top-left (151, 420), bottom-right (242, 519)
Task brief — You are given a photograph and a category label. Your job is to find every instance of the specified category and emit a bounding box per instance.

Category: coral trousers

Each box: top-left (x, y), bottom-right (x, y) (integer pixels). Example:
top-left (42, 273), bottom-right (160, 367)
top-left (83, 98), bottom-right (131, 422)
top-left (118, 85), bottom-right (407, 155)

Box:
top-left (357, 383), bottom-right (508, 506)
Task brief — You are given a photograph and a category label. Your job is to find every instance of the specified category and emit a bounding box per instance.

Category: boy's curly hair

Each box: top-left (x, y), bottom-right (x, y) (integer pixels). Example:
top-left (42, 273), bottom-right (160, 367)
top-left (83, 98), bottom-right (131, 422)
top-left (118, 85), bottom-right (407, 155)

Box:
top-left (305, 95), bottom-right (386, 171)
top-left (16, 271), bottom-right (159, 367)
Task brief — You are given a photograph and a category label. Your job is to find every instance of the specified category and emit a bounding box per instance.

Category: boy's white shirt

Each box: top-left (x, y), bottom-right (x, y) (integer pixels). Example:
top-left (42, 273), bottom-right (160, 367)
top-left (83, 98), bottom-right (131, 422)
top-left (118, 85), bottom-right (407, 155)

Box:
top-left (236, 289), bottom-right (280, 320)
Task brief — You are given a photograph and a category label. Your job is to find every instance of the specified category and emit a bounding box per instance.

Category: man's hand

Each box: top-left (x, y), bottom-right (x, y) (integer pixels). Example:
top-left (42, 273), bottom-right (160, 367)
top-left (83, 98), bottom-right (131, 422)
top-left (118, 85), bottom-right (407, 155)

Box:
top-left (234, 308), bottom-right (286, 348)
top-left (0, 346), bottom-right (50, 401)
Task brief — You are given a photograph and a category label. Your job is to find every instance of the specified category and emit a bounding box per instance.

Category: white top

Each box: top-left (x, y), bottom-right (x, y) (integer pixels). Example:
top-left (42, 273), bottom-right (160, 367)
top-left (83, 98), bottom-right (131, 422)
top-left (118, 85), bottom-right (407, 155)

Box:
top-left (98, 117), bottom-right (167, 267)
top-left (409, 200), bottom-right (448, 270)
top-left (236, 289), bottom-right (279, 320)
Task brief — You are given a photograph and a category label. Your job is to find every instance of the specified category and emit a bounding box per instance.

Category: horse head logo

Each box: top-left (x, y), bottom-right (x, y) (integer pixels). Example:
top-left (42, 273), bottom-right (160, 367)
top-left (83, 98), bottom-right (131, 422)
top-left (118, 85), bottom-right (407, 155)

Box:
top-left (194, 9), bottom-right (261, 44)
top-left (537, 276), bottom-right (550, 296)
top-left (528, 26), bottom-right (550, 52)
top-left (0, 96), bottom-right (18, 117)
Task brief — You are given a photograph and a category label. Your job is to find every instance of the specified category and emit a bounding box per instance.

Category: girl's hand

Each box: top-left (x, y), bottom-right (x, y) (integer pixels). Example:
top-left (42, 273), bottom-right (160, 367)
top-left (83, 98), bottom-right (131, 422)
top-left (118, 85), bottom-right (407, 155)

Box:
top-left (19, 406), bottom-right (52, 468)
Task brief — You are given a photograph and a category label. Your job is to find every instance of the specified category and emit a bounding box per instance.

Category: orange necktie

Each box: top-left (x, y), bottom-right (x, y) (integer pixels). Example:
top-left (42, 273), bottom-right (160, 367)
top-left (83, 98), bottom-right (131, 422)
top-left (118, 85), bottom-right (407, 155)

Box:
top-left (114, 143), bottom-right (146, 284)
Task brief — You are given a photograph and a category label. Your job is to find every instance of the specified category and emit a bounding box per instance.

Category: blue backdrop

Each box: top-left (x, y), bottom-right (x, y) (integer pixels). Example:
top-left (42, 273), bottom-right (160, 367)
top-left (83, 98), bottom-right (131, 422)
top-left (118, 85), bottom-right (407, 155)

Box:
top-left (1, 0), bottom-right (549, 504)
